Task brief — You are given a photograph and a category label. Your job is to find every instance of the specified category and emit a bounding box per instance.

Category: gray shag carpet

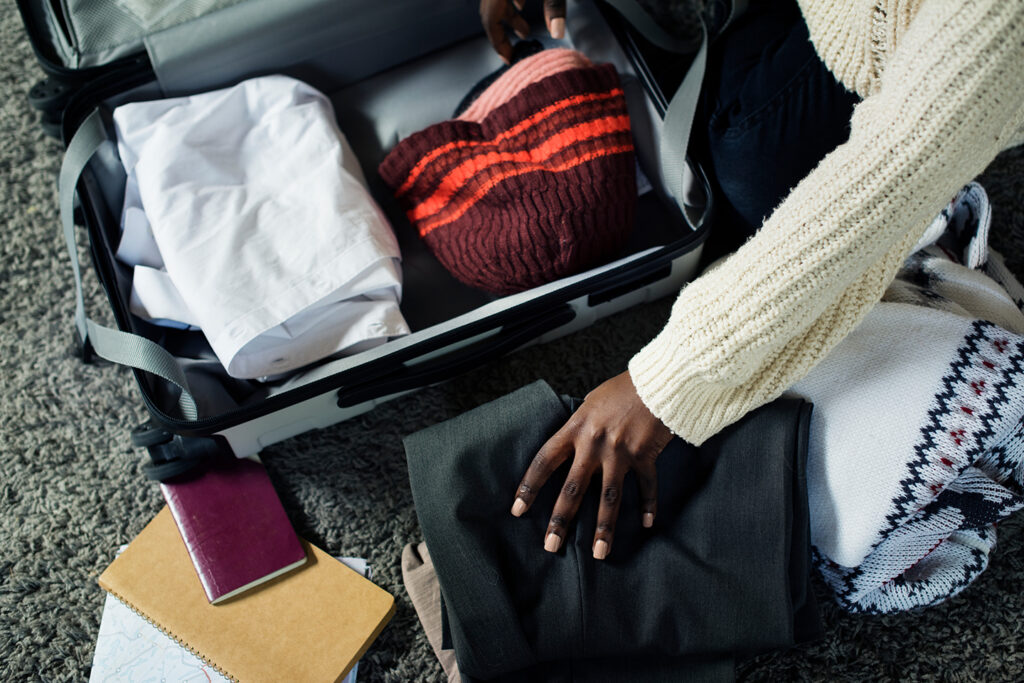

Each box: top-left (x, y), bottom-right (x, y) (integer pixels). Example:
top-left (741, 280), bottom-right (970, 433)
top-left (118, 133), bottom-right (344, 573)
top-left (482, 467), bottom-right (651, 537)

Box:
top-left (2, 0), bottom-right (1024, 680)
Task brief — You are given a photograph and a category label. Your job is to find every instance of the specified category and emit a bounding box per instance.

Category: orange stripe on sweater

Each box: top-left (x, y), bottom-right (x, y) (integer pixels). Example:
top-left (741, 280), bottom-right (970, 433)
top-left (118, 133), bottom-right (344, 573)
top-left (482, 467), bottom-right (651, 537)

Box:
top-left (409, 114), bottom-right (631, 224)
top-left (395, 88), bottom-right (624, 197)
top-left (416, 143), bottom-right (634, 237)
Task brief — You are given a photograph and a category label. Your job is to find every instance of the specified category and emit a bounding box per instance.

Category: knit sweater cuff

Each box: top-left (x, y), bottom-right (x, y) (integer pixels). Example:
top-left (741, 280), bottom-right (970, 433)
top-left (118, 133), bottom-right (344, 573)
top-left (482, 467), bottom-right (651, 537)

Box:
top-left (628, 328), bottom-right (749, 447)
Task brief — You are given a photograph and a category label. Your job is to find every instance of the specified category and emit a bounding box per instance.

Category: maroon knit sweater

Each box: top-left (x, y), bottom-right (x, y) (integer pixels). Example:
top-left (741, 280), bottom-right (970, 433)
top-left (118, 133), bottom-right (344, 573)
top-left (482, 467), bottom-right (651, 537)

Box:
top-left (379, 63), bottom-right (636, 295)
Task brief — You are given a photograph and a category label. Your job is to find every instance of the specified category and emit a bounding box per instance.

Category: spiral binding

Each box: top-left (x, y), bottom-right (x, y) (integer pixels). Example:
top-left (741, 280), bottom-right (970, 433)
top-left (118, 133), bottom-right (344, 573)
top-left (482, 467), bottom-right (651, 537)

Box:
top-left (104, 590), bottom-right (239, 682)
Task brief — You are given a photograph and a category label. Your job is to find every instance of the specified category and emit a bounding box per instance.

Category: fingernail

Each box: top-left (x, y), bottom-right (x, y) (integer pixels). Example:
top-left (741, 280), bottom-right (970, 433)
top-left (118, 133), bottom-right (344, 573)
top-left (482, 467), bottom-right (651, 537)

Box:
top-left (550, 18), bottom-right (565, 40)
top-left (511, 498), bottom-right (527, 517)
top-left (593, 539), bottom-right (609, 560)
top-left (643, 512), bottom-right (654, 528)
top-left (544, 533), bottom-right (562, 553)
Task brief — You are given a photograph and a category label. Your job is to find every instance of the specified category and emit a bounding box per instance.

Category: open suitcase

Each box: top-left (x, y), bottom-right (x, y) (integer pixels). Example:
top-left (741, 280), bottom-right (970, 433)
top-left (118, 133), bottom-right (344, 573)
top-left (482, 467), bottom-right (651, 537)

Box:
top-left (17, 0), bottom-right (716, 462)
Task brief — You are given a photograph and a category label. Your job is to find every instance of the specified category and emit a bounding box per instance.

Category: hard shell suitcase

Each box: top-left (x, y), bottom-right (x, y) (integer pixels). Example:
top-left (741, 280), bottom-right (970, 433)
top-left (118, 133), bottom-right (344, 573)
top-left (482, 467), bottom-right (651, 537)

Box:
top-left (18, 0), bottom-right (719, 461)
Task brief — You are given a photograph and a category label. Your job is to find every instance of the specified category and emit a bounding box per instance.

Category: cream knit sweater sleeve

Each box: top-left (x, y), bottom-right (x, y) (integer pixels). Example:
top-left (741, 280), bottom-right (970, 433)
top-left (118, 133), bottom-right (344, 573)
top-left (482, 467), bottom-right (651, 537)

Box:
top-left (628, 0), bottom-right (1024, 446)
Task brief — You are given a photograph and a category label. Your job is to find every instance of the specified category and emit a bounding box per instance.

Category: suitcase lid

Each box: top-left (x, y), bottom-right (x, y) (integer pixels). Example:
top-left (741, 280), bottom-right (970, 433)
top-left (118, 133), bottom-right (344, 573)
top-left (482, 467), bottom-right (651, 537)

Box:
top-left (15, 0), bottom-right (238, 75)
top-left (16, 0), bottom-right (483, 135)
top-left (17, 0), bottom-right (481, 73)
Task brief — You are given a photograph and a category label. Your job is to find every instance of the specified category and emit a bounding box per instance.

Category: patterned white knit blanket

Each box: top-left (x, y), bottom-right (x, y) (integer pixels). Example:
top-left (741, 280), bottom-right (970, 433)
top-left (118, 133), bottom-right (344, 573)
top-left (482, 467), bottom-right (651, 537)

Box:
top-left (790, 183), bottom-right (1024, 613)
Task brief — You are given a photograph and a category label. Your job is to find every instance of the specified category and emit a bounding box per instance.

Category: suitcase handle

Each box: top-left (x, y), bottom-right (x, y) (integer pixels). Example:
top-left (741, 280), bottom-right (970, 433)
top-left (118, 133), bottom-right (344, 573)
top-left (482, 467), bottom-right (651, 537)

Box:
top-left (335, 303), bottom-right (577, 408)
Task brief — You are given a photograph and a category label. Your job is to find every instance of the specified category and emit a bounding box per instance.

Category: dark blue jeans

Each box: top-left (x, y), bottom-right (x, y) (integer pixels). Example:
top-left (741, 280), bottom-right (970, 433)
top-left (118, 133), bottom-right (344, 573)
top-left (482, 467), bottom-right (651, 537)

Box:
top-left (695, 0), bottom-right (860, 261)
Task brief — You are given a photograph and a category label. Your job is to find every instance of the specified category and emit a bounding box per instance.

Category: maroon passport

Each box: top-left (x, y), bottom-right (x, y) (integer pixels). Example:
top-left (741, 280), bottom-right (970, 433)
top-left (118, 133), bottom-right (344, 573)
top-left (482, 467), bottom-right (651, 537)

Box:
top-left (161, 456), bottom-right (307, 604)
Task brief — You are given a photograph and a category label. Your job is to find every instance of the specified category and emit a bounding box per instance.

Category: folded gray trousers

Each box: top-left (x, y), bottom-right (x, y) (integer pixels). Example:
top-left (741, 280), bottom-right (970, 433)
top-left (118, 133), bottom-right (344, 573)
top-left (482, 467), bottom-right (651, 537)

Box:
top-left (404, 380), bottom-right (820, 682)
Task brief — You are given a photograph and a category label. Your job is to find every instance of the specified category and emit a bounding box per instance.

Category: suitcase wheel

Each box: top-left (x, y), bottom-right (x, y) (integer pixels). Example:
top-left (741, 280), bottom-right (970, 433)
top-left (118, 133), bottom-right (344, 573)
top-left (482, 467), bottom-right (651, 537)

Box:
top-left (28, 78), bottom-right (73, 114)
top-left (130, 421), bottom-right (173, 449)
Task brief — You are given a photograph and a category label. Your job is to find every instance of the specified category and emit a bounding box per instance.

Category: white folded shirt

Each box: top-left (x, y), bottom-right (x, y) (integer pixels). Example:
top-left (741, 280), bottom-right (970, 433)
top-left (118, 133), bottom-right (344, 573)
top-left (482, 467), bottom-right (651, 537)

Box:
top-left (113, 75), bottom-right (409, 379)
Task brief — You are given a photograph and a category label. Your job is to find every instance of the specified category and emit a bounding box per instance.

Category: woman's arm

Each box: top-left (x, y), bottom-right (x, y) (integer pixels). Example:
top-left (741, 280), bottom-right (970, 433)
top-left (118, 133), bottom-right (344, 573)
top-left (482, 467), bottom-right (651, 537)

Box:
top-left (629, 0), bottom-right (1024, 446)
top-left (512, 0), bottom-right (1024, 560)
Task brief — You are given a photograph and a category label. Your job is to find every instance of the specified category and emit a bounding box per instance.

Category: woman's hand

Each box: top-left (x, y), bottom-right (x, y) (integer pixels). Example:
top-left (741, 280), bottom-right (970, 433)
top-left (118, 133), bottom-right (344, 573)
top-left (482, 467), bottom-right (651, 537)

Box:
top-left (480, 0), bottom-right (566, 63)
top-left (511, 371), bottom-right (674, 559)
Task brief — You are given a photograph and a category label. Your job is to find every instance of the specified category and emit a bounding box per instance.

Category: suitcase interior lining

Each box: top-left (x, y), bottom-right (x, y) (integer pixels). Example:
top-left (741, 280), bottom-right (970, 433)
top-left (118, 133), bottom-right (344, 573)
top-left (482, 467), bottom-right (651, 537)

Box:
top-left (83, 28), bottom-right (695, 419)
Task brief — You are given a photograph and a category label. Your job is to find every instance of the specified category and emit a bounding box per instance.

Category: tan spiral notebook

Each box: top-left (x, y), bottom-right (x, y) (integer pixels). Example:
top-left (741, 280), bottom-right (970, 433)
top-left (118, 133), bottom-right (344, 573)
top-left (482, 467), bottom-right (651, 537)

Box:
top-left (98, 507), bottom-right (395, 682)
